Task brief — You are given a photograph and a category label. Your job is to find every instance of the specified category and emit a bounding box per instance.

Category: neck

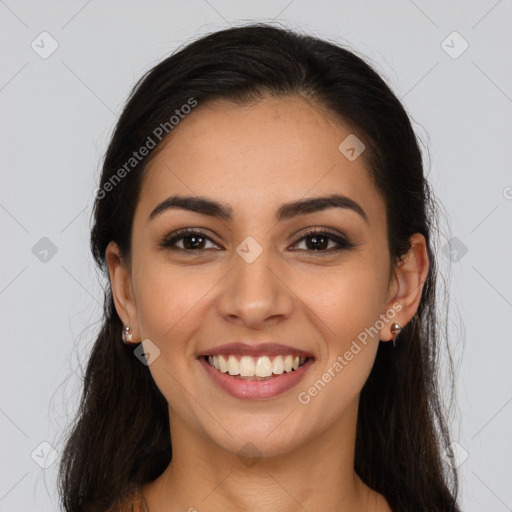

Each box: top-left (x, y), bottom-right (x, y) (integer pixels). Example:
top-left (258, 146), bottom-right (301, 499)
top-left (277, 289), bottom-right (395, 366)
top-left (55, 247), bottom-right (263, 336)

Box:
top-left (143, 399), bottom-right (390, 512)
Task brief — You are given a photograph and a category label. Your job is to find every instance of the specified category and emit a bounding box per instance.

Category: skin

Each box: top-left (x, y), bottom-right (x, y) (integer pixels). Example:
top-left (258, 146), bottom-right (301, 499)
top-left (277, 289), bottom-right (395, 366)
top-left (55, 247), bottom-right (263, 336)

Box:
top-left (106, 95), bottom-right (429, 512)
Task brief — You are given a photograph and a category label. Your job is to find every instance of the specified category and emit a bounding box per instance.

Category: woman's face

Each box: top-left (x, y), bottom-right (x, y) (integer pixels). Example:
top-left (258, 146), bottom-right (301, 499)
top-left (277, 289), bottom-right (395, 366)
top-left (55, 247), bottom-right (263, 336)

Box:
top-left (110, 95), bottom-right (403, 457)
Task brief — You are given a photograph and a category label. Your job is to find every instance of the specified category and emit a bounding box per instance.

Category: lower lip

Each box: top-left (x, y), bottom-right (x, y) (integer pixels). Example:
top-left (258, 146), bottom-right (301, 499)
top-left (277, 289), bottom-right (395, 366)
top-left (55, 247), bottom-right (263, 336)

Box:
top-left (199, 357), bottom-right (314, 400)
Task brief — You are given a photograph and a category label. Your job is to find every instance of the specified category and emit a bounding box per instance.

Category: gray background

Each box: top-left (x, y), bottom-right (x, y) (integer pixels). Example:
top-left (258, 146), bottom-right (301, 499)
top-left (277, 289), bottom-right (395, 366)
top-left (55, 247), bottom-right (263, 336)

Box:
top-left (1, 1), bottom-right (511, 510)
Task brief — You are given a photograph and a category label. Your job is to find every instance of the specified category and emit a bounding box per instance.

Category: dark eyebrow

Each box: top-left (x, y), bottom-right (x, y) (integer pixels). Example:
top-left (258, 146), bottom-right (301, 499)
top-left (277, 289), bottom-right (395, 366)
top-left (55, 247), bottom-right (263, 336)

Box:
top-left (276, 194), bottom-right (368, 223)
top-left (148, 196), bottom-right (233, 223)
top-left (147, 194), bottom-right (368, 224)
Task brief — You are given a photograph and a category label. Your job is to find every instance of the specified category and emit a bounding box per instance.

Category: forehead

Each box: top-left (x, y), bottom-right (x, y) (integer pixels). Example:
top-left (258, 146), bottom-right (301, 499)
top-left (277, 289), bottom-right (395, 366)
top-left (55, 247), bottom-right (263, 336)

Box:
top-left (135, 95), bottom-right (385, 225)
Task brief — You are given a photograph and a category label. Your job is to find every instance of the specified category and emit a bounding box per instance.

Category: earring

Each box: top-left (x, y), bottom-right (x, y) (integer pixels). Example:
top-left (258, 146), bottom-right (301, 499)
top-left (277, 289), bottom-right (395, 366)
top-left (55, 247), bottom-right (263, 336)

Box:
top-left (390, 323), bottom-right (402, 348)
top-left (122, 325), bottom-right (134, 344)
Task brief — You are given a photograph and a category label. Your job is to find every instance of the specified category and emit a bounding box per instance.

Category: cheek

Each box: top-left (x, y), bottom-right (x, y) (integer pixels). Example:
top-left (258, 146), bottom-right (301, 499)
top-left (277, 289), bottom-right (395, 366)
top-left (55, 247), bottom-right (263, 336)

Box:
top-left (297, 261), bottom-right (388, 398)
top-left (300, 261), bottom-right (388, 340)
top-left (295, 270), bottom-right (385, 429)
top-left (132, 262), bottom-right (208, 422)
top-left (132, 260), bottom-right (210, 351)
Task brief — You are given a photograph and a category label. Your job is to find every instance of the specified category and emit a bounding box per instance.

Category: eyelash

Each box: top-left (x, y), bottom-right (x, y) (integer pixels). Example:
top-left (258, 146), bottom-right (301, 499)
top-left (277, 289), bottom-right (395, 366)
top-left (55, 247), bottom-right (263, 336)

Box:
top-left (159, 227), bottom-right (355, 254)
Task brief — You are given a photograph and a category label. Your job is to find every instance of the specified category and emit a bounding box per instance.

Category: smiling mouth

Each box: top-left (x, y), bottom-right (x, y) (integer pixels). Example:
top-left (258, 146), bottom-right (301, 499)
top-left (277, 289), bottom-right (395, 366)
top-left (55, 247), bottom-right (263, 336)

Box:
top-left (202, 354), bottom-right (310, 380)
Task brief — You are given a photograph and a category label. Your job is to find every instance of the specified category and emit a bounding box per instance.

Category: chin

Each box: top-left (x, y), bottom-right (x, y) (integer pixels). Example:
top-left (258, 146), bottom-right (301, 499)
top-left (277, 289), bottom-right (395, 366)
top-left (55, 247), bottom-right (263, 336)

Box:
top-left (204, 419), bottom-right (308, 461)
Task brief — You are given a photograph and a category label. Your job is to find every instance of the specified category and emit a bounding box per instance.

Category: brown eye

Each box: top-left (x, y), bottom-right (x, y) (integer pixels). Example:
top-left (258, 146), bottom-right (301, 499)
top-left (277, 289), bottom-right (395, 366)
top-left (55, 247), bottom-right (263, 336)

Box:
top-left (160, 229), bottom-right (220, 251)
top-left (159, 228), bottom-right (354, 254)
top-left (291, 230), bottom-right (354, 253)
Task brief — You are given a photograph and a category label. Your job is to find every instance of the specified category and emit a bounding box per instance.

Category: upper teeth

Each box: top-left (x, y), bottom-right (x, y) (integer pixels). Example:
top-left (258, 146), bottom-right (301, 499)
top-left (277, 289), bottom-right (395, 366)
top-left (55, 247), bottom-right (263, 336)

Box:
top-left (207, 355), bottom-right (306, 377)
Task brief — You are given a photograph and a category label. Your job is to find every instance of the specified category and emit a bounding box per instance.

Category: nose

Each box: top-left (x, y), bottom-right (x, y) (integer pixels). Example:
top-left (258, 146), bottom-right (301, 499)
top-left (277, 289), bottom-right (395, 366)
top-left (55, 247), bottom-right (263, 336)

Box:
top-left (216, 242), bottom-right (295, 329)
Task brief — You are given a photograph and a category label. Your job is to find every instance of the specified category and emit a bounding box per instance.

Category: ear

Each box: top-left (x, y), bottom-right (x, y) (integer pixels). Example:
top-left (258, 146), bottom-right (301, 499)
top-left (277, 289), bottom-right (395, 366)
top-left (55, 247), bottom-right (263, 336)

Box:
top-left (379, 233), bottom-right (430, 342)
top-left (105, 241), bottom-right (140, 342)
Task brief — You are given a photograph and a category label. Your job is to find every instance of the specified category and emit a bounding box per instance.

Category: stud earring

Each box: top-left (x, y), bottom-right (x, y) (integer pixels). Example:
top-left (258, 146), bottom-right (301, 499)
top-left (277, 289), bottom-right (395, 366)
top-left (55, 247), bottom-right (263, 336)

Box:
top-left (390, 323), bottom-right (402, 348)
top-left (122, 325), bottom-right (134, 344)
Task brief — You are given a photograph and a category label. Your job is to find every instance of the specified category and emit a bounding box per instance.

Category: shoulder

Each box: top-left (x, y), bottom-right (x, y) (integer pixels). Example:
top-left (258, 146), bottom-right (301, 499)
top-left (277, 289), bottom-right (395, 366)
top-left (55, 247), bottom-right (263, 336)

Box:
top-left (104, 485), bottom-right (147, 512)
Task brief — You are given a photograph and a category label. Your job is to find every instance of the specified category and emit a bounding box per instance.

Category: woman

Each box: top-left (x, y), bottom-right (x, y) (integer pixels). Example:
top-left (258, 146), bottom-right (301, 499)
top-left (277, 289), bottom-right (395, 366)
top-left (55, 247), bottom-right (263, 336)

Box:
top-left (58, 23), bottom-right (461, 511)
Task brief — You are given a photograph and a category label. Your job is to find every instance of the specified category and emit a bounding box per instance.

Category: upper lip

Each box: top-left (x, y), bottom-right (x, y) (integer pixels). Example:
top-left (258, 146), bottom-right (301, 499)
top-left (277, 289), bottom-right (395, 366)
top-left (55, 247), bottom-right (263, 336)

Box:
top-left (197, 342), bottom-right (315, 359)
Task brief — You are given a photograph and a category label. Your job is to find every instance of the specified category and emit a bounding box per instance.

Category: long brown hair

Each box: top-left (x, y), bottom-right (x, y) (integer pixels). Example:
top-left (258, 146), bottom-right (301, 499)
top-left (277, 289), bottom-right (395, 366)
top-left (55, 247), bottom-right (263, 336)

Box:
top-left (58, 23), bottom-right (461, 511)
